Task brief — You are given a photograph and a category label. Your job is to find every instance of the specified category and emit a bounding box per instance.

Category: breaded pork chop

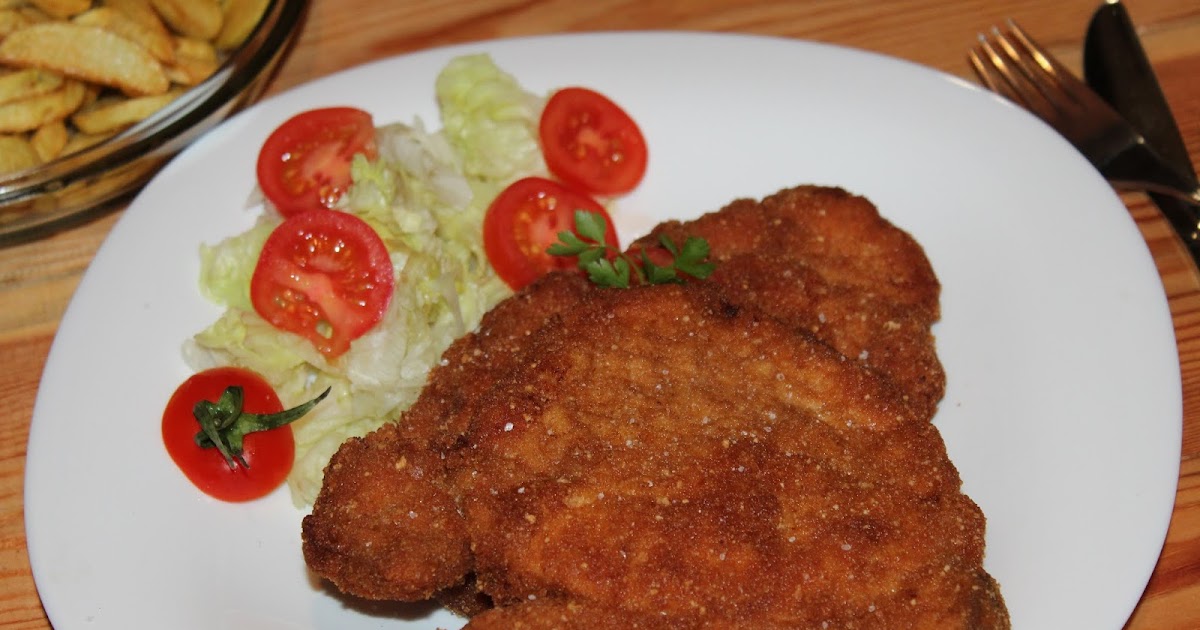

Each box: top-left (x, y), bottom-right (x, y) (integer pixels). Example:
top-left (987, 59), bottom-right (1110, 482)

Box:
top-left (462, 595), bottom-right (1011, 630)
top-left (304, 282), bottom-right (1007, 627)
top-left (302, 272), bottom-right (592, 600)
top-left (636, 186), bottom-right (944, 420)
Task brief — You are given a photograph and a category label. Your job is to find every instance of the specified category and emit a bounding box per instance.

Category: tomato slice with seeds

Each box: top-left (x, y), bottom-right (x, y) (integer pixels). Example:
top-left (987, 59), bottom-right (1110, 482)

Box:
top-left (483, 176), bottom-right (620, 290)
top-left (162, 367), bottom-right (292, 502)
top-left (539, 87), bottom-right (648, 195)
top-left (256, 107), bottom-right (378, 217)
top-left (251, 210), bottom-right (394, 358)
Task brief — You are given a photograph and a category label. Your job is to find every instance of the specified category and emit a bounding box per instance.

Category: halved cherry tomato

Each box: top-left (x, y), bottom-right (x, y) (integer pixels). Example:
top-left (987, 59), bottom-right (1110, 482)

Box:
top-left (162, 367), bottom-right (292, 502)
top-left (256, 107), bottom-right (378, 217)
top-left (539, 87), bottom-right (648, 195)
top-left (483, 176), bottom-right (620, 290)
top-left (251, 210), bottom-right (394, 358)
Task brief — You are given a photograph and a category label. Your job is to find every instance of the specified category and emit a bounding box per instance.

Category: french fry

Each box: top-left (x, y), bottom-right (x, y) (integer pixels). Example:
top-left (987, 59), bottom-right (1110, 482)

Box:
top-left (31, 119), bottom-right (69, 162)
top-left (0, 8), bottom-right (33, 36)
top-left (73, 6), bottom-right (175, 63)
top-left (101, 0), bottom-right (166, 33)
top-left (0, 22), bottom-right (169, 96)
top-left (70, 88), bottom-right (178, 134)
top-left (1, 8), bottom-right (41, 36)
top-left (0, 69), bottom-right (64, 106)
top-left (60, 128), bottom-right (114, 156)
top-left (214, 0), bottom-right (266, 50)
top-left (1, 0), bottom-right (261, 171)
top-left (174, 36), bottom-right (217, 62)
top-left (0, 134), bottom-right (41, 174)
top-left (0, 79), bottom-right (86, 133)
top-left (16, 6), bottom-right (52, 23)
top-left (149, 0), bottom-right (221, 40)
top-left (164, 54), bottom-right (218, 86)
top-left (30, 0), bottom-right (91, 19)
top-left (79, 82), bottom-right (101, 109)
top-left (165, 35), bottom-right (219, 85)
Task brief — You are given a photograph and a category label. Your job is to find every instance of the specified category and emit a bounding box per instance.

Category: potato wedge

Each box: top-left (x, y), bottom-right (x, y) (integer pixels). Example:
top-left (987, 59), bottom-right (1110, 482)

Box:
top-left (61, 129), bottom-right (115, 156)
top-left (30, 119), bottom-right (69, 162)
top-left (101, 0), bottom-right (167, 33)
top-left (215, 0), bottom-right (267, 50)
top-left (29, 0), bottom-right (91, 19)
top-left (164, 54), bottom-right (218, 86)
top-left (1, 0), bottom-right (268, 173)
top-left (0, 134), bottom-right (41, 174)
top-left (174, 36), bottom-right (217, 62)
top-left (0, 8), bottom-right (33, 37)
top-left (73, 6), bottom-right (176, 63)
top-left (0, 22), bottom-right (169, 96)
top-left (0, 69), bottom-right (64, 106)
top-left (16, 6), bottom-right (53, 24)
top-left (0, 79), bottom-right (86, 133)
top-left (79, 83), bottom-right (101, 109)
top-left (149, 0), bottom-right (221, 40)
top-left (70, 89), bottom-right (179, 134)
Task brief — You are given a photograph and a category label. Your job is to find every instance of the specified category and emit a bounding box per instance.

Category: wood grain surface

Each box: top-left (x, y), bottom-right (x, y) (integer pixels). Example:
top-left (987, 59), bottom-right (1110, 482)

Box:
top-left (2, 0), bottom-right (1199, 627)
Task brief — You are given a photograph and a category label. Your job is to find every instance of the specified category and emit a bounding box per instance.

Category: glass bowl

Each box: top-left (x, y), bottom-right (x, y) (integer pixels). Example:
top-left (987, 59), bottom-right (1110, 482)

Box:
top-left (0, 0), bottom-right (309, 246)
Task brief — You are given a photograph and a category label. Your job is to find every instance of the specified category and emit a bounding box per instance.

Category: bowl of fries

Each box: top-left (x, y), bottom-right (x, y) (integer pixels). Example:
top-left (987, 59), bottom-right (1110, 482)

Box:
top-left (0, 0), bottom-right (308, 244)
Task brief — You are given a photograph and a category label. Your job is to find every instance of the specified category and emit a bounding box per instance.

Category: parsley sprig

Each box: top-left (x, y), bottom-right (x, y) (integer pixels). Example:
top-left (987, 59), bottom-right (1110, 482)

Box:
top-left (547, 210), bottom-right (716, 289)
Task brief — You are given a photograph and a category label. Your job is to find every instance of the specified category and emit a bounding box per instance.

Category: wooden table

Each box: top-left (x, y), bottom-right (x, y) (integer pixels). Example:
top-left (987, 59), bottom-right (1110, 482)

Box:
top-left (2, 1), bottom-right (1198, 627)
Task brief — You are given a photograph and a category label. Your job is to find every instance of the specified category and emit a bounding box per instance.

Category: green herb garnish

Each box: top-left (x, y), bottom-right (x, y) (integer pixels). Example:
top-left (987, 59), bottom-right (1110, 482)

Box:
top-left (548, 210), bottom-right (716, 289)
top-left (193, 386), bottom-right (330, 470)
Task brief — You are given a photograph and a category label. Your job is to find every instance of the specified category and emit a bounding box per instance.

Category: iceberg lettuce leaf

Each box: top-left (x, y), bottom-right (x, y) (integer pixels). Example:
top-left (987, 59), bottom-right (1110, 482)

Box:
top-left (435, 53), bottom-right (546, 181)
top-left (188, 53), bottom-right (534, 506)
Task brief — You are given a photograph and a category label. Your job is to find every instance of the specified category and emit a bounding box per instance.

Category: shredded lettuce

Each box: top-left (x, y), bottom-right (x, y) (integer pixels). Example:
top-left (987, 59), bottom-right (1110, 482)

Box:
top-left (436, 53), bottom-right (546, 181)
top-left (185, 53), bottom-right (543, 506)
top-left (196, 216), bottom-right (278, 312)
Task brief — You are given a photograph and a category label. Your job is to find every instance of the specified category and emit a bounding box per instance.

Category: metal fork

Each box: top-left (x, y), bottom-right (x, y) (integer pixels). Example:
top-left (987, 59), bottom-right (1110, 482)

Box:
top-left (968, 20), bottom-right (1200, 208)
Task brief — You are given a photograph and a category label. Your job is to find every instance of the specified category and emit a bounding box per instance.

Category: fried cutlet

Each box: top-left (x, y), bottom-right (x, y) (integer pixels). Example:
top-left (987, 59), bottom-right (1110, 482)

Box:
top-left (304, 280), bottom-right (1007, 627)
top-left (303, 185), bottom-right (1005, 626)
top-left (302, 272), bottom-right (592, 601)
top-left (463, 594), bottom-right (1010, 630)
top-left (635, 186), bottom-right (943, 420)
top-left (455, 283), bottom-right (1002, 627)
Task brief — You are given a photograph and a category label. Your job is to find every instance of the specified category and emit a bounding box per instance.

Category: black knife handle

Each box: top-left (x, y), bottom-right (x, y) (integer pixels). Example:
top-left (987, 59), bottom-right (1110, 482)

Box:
top-left (1085, 1), bottom-right (1197, 180)
top-left (1148, 192), bottom-right (1200, 268)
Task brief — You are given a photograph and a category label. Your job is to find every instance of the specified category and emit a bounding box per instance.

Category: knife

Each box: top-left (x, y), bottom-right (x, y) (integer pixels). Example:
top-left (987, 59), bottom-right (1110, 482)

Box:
top-left (1083, 0), bottom-right (1200, 259)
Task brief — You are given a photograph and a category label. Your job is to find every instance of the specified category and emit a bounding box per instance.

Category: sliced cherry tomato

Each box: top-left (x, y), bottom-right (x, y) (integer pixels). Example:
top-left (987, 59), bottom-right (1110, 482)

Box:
top-left (256, 107), bottom-right (378, 217)
top-left (483, 176), bottom-right (620, 290)
top-left (162, 367), bottom-right (292, 502)
top-left (539, 87), bottom-right (648, 195)
top-left (251, 210), bottom-right (394, 358)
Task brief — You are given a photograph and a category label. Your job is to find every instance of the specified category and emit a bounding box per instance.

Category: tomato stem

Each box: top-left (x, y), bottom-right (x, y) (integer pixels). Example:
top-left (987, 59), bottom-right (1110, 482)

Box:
top-left (192, 386), bottom-right (331, 470)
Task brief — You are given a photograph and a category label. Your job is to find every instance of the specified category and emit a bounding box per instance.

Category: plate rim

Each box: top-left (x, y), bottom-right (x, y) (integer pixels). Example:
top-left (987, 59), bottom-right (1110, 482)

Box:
top-left (24, 29), bottom-right (1183, 630)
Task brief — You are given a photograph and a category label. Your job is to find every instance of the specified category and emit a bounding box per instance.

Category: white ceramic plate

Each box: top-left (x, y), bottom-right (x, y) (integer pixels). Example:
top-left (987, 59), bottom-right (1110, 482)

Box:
top-left (25, 32), bottom-right (1181, 630)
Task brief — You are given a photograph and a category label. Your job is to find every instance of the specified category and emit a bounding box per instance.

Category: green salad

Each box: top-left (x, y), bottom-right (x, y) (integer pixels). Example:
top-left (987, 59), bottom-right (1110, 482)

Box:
top-left (183, 53), bottom-right (548, 506)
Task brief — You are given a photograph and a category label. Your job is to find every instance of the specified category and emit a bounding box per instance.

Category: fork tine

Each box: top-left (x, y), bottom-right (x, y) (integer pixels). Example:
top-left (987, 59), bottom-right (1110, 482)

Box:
top-left (998, 19), bottom-right (1135, 134)
top-left (969, 31), bottom-right (1056, 120)
top-left (967, 45), bottom-right (1011, 99)
top-left (989, 28), bottom-right (1079, 117)
top-left (1004, 20), bottom-right (1095, 105)
top-left (966, 18), bottom-right (1200, 206)
top-left (999, 38), bottom-right (1064, 110)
